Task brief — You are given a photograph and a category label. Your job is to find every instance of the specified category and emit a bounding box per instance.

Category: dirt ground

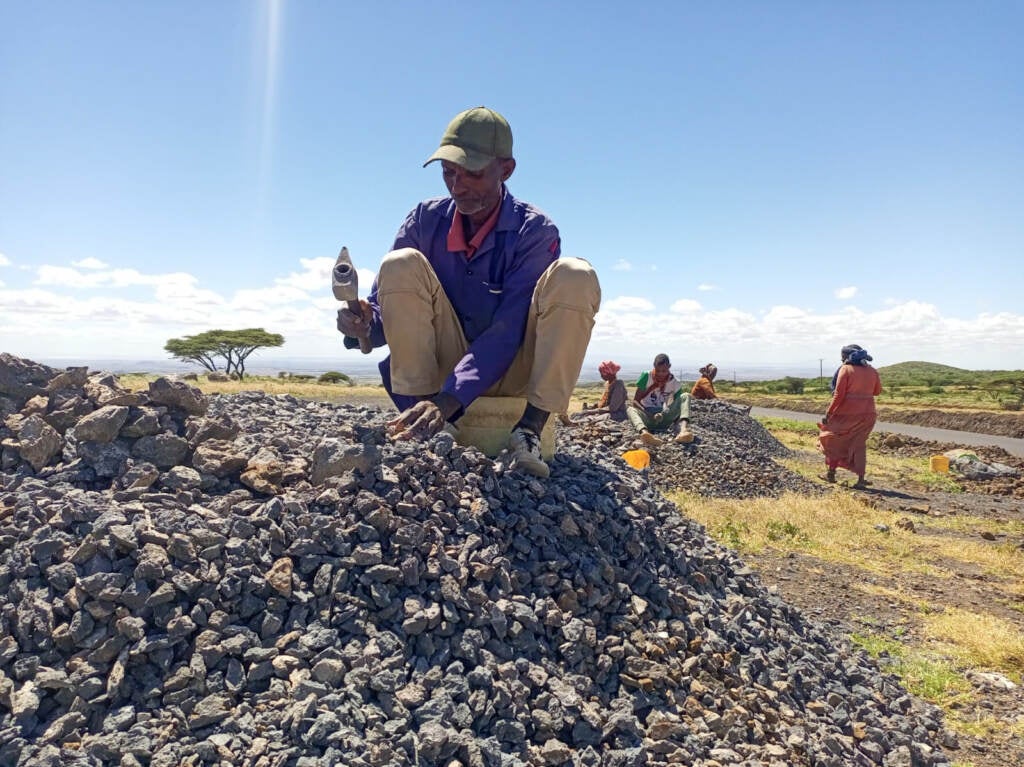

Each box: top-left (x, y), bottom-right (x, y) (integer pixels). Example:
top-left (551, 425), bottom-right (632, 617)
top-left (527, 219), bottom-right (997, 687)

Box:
top-left (748, 431), bottom-right (1024, 767)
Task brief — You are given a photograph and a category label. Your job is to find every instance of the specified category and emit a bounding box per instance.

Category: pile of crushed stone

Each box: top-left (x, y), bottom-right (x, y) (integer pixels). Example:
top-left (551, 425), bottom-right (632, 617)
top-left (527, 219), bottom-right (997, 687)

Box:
top-left (0, 355), bottom-right (951, 766)
top-left (556, 401), bottom-right (822, 499)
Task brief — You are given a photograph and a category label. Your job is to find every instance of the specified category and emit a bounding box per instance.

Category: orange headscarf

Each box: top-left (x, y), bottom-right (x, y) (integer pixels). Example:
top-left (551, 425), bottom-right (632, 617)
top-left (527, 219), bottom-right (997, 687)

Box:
top-left (598, 360), bottom-right (621, 407)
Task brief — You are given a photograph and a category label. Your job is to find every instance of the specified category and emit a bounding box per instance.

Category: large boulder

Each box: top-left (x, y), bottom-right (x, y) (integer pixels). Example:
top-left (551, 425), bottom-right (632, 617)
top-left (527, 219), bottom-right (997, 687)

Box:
top-left (131, 433), bottom-right (190, 469)
top-left (310, 438), bottom-right (380, 484)
top-left (84, 375), bottom-right (144, 407)
top-left (192, 439), bottom-right (248, 478)
top-left (71, 405), bottom-right (130, 444)
top-left (148, 378), bottom-right (208, 416)
top-left (0, 353), bottom-right (60, 409)
top-left (15, 415), bottom-right (62, 471)
top-left (45, 366), bottom-right (89, 391)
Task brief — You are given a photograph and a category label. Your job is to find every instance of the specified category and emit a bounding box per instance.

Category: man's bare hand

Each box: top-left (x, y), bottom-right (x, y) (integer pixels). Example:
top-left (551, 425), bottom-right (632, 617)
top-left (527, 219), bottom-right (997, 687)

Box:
top-left (336, 300), bottom-right (373, 339)
top-left (387, 400), bottom-right (447, 441)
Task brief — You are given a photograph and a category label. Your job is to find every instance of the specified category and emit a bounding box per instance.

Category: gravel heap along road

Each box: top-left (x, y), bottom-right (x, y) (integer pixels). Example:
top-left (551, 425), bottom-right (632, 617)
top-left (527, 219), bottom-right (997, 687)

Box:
top-left (558, 401), bottom-right (823, 500)
top-left (0, 355), bottom-right (952, 767)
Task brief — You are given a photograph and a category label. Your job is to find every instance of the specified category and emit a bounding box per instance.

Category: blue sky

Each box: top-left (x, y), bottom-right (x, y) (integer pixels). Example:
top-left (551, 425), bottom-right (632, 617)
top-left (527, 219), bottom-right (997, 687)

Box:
top-left (1, 1), bottom-right (1022, 376)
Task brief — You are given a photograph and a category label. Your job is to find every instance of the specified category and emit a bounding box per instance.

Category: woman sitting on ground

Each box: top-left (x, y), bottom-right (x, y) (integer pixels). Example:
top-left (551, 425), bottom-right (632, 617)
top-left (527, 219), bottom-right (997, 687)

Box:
top-left (690, 363), bottom-right (751, 414)
top-left (691, 363), bottom-right (719, 400)
top-left (817, 344), bottom-right (882, 488)
top-left (575, 360), bottom-right (628, 422)
top-left (627, 353), bottom-right (694, 445)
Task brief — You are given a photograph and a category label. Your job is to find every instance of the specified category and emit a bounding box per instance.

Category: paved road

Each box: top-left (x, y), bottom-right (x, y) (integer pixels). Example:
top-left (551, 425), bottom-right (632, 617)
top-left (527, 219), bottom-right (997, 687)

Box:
top-left (751, 407), bottom-right (1024, 458)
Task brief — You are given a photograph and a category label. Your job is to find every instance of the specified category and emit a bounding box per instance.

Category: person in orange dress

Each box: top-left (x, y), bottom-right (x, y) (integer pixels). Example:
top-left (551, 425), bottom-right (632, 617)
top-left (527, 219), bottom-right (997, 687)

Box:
top-left (691, 364), bottom-right (719, 400)
top-left (690, 363), bottom-right (751, 414)
top-left (817, 344), bottom-right (882, 487)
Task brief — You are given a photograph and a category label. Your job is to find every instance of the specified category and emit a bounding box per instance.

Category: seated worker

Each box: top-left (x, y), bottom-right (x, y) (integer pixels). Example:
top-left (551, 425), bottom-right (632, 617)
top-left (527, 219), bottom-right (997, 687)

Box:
top-left (574, 360), bottom-right (628, 422)
top-left (691, 363), bottom-right (719, 399)
top-left (627, 353), bottom-right (694, 445)
top-left (336, 106), bottom-right (601, 478)
top-left (691, 363), bottom-right (751, 414)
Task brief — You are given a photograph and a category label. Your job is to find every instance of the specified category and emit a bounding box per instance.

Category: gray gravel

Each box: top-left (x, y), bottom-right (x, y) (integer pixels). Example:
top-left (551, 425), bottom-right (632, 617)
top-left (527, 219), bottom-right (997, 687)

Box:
top-left (0, 355), bottom-right (951, 766)
top-left (561, 401), bottom-right (823, 499)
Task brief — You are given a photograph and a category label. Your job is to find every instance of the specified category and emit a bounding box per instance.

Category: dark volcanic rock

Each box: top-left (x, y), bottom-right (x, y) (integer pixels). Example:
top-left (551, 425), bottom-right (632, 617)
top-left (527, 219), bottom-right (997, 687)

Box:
top-left (0, 356), bottom-right (951, 767)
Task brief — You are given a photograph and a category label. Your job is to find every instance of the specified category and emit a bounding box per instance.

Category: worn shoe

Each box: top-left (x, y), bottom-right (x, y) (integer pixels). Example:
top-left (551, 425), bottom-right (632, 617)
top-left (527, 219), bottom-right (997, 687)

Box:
top-left (673, 426), bottom-right (694, 444)
top-left (822, 468), bottom-right (836, 483)
top-left (508, 426), bottom-right (550, 478)
top-left (640, 430), bottom-right (663, 446)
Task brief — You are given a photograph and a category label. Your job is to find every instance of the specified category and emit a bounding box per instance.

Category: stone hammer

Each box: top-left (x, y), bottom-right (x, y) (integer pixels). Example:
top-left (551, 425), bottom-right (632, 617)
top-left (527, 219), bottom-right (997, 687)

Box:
top-left (333, 246), bottom-right (373, 354)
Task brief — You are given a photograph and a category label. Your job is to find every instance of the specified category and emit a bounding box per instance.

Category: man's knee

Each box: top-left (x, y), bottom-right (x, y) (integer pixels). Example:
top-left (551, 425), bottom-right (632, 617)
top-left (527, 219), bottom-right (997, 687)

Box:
top-left (539, 257), bottom-right (601, 311)
top-left (378, 248), bottom-right (430, 286)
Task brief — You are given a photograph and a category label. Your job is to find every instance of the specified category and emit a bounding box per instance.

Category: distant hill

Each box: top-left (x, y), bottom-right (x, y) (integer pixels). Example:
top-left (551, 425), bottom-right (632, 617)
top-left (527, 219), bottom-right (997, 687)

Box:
top-left (876, 361), bottom-right (1018, 387)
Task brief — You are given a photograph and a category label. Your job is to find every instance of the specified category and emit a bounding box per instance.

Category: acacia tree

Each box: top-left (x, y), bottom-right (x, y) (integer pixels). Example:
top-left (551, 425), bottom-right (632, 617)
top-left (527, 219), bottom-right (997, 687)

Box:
top-left (164, 328), bottom-right (284, 379)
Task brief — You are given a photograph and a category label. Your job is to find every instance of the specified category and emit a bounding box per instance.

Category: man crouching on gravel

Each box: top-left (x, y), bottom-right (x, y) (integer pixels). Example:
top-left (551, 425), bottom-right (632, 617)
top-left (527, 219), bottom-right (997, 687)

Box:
top-left (336, 106), bottom-right (601, 478)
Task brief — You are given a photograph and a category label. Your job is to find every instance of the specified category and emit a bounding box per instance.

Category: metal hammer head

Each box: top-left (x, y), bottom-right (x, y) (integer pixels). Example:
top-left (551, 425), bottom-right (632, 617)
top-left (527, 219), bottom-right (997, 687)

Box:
top-left (332, 247), bottom-right (358, 302)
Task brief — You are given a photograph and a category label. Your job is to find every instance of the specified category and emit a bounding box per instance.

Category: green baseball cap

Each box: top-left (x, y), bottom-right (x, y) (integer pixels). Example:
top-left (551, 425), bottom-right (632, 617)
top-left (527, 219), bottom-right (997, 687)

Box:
top-left (423, 106), bottom-right (513, 171)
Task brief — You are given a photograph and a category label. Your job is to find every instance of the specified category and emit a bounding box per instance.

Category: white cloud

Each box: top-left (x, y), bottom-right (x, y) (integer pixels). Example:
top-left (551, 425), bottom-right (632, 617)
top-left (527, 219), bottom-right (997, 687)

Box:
top-left (0, 252), bottom-right (10, 267)
top-left (612, 259), bottom-right (633, 271)
top-left (266, 257), bottom-right (376, 299)
top-left (276, 257), bottom-right (333, 292)
top-left (73, 257), bottom-right (108, 270)
top-left (587, 295), bottom-right (1024, 370)
top-left (233, 285), bottom-right (312, 309)
top-left (601, 296), bottom-right (655, 312)
top-left (669, 299), bottom-right (702, 313)
top-left (835, 286), bottom-right (858, 300)
top-left (698, 283), bottom-right (716, 292)
top-left (5, 255), bottom-right (1024, 371)
top-left (35, 265), bottom-right (198, 289)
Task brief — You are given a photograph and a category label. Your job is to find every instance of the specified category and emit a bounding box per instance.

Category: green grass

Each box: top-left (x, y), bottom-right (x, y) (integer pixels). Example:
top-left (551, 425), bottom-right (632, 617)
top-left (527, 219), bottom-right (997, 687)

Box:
top-left (716, 362), bottom-right (1024, 412)
top-left (851, 632), bottom-right (974, 708)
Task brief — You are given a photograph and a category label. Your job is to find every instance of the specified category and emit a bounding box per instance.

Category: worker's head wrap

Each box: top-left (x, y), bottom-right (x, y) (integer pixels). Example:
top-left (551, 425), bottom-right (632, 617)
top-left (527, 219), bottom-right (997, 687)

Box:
top-left (841, 344), bottom-right (873, 365)
top-left (699, 363), bottom-right (718, 380)
top-left (598, 360), bottom-right (620, 377)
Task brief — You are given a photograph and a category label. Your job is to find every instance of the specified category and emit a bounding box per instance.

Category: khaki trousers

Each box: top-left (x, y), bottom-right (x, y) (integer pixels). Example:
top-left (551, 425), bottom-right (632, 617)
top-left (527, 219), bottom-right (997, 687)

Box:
top-left (377, 248), bottom-right (601, 414)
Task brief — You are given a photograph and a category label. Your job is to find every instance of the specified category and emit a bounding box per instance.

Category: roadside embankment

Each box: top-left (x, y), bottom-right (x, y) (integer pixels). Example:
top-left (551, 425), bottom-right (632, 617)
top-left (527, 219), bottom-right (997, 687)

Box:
top-left (735, 396), bottom-right (1024, 439)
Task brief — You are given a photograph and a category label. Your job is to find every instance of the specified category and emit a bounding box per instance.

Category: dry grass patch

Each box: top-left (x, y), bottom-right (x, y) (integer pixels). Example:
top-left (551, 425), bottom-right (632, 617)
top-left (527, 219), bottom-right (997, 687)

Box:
top-left (670, 491), bottom-right (943, 578)
top-left (923, 608), bottom-right (1024, 679)
top-left (117, 374), bottom-right (390, 405)
top-left (950, 712), bottom-right (1024, 741)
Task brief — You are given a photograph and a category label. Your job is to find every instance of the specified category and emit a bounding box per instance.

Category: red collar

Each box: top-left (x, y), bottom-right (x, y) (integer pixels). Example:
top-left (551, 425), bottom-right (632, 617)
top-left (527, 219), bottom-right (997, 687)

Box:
top-left (447, 196), bottom-right (502, 259)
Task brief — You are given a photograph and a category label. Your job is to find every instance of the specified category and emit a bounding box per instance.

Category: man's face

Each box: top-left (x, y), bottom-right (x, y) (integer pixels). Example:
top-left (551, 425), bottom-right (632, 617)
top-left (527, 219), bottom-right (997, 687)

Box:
top-left (441, 158), bottom-right (515, 222)
top-left (653, 362), bottom-right (671, 382)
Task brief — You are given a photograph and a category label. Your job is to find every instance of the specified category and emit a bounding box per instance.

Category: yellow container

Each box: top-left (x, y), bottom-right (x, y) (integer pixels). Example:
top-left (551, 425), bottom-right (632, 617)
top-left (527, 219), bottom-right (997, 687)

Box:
top-left (930, 455), bottom-right (950, 473)
top-left (455, 396), bottom-right (555, 459)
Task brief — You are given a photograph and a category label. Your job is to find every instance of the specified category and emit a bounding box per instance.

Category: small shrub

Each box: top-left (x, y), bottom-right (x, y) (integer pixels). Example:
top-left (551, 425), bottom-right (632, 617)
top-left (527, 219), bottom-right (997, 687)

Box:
top-left (766, 520), bottom-right (808, 543)
top-left (716, 519), bottom-right (749, 550)
top-left (782, 376), bottom-right (805, 394)
top-left (928, 385), bottom-right (944, 394)
top-left (318, 371), bottom-right (351, 385)
top-left (1001, 400), bottom-right (1022, 411)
